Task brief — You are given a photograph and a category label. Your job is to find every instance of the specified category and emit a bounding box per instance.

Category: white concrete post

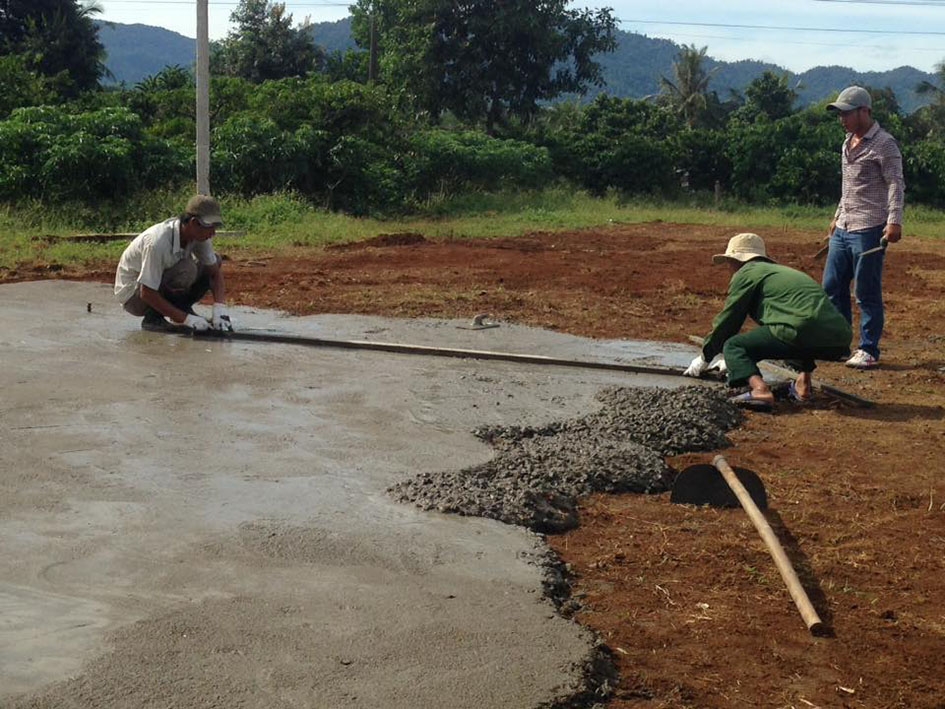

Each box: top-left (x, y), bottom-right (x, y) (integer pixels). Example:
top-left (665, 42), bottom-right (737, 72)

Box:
top-left (196, 0), bottom-right (211, 195)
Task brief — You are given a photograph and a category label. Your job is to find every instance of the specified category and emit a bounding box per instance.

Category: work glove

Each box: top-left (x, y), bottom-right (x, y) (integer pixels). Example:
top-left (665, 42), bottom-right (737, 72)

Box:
top-left (183, 313), bottom-right (210, 332)
top-left (683, 355), bottom-right (709, 378)
top-left (211, 303), bottom-right (233, 332)
top-left (707, 354), bottom-right (727, 375)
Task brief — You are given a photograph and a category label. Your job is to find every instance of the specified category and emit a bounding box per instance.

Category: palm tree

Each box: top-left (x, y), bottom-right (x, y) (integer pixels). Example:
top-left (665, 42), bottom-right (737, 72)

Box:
top-left (135, 65), bottom-right (193, 93)
top-left (659, 44), bottom-right (718, 128)
top-left (12, 0), bottom-right (110, 95)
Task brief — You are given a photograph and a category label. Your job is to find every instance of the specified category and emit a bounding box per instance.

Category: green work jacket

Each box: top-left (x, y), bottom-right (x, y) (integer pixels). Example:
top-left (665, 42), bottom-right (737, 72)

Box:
top-left (702, 260), bottom-right (852, 359)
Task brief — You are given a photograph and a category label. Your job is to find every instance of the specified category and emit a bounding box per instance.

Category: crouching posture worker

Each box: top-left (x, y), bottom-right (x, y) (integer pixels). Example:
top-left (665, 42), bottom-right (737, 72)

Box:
top-left (684, 233), bottom-right (852, 411)
top-left (114, 195), bottom-right (233, 332)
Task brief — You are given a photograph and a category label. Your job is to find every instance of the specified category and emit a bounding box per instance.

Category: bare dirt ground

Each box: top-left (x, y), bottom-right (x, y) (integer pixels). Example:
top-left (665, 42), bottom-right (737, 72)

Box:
top-left (14, 222), bottom-right (945, 708)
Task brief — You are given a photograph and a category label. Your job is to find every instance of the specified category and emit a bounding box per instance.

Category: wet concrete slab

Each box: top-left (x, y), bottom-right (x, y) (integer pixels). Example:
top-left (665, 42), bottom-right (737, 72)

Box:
top-left (0, 281), bottom-right (698, 707)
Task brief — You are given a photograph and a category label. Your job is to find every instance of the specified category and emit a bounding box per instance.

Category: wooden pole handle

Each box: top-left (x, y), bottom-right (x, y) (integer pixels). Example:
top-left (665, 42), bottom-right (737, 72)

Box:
top-left (713, 455), bottom-right (825, 635)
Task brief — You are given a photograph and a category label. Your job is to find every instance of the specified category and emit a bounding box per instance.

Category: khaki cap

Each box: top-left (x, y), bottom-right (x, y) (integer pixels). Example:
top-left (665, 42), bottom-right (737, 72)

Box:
top-left (827, 86), bottom-right (872, 112)
top-left (184, 194), bottom-right (223, 227)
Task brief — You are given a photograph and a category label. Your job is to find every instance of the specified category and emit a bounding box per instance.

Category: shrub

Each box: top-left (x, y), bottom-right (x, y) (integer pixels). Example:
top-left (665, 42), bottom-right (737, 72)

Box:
top-left (726, 109), bottom-right (842, 204)
top-left (560, 132), bottom-right (678, 197)
top-left (903, 140), bottom-right (945, 208)
top-left (406, 130), bottom-right (553, 198)
top-left (212, 113), bottom-right (309, 195)
top-left (675, 129), bottom-right (731, 193)
top-left (322, 135), bottom-right (403, 215)
top-left (0, 105), bottom-right (180, 201)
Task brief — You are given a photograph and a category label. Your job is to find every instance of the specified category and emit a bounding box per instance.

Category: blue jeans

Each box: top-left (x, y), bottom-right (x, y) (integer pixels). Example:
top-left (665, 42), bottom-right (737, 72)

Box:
top-left (821, 225), bottom-right (885, 360)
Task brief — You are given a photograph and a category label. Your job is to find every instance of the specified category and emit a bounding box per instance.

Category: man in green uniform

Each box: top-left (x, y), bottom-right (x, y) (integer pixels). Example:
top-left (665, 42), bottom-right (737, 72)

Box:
top-left (683, 233), bottom-right (852, 410)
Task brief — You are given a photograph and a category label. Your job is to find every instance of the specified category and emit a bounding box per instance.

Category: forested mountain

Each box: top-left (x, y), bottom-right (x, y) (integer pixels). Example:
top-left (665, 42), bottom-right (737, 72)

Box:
top-left (97, 18), bottom-right (936, 112)
top-left (97, 22), bottom-right (195, 85)
top-left (308, 17), bottom-right (358, 53)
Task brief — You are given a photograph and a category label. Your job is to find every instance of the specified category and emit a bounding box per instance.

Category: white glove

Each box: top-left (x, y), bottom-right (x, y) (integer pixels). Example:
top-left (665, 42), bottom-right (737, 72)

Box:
top-left (707, 354), bottom-right (727, 375)
top-left (211, 303), bottom-right (233, 332)
top-left (183, 313), bottom-right (210, 331)
top-left (683, 355), bottom-right (709, 377)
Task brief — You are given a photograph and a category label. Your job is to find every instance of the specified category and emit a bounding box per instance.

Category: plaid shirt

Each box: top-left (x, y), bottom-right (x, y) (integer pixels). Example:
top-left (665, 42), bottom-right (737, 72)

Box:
top-left (834, 121), bottom-right (905, 232)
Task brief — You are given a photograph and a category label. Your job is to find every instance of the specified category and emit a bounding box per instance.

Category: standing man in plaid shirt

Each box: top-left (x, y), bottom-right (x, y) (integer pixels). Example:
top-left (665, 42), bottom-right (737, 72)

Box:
top-left (823, 85), bottom-right (905, 369)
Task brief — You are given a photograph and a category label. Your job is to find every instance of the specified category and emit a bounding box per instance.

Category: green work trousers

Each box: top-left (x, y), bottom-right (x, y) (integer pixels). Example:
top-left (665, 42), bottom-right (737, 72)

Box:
top-left (723, 326), bottom-right (850, 387)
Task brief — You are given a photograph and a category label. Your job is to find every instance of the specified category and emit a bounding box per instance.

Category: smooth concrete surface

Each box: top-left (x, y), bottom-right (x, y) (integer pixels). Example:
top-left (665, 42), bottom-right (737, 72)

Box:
top-left (0, 281), bottom-right (696, 707)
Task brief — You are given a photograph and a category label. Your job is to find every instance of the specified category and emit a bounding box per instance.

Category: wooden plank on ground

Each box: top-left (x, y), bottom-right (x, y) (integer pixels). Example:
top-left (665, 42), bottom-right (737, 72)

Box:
top-left (32, 231), bottom-right (246, 244)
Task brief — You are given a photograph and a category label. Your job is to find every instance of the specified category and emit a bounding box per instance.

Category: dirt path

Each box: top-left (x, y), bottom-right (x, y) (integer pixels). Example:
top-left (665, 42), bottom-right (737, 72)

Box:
top-left (16, 222), bottom-right (945, 708)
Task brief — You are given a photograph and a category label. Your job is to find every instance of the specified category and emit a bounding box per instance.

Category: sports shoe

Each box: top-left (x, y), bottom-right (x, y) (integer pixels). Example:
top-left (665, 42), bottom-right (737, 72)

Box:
top-left (845, 349), bottom-right (878, 369)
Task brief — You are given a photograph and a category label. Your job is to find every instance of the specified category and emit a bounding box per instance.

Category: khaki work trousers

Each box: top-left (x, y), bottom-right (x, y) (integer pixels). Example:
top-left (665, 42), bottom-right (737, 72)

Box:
top-left (123, 257), bottom-right (206, 316)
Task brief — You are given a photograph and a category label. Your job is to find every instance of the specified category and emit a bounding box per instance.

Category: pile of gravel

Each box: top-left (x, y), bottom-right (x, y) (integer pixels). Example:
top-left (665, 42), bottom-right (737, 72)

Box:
top-left (474, 385), bottom-right (742, 456)
top-left (389, 385), bottom-right (742, 533)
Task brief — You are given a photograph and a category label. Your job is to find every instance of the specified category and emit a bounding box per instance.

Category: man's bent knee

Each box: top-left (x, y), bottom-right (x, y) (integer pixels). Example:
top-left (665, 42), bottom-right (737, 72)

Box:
top-left (123, 295), bottom-right (149, 317)
top-left (160, 258), bottom-right (199, 293)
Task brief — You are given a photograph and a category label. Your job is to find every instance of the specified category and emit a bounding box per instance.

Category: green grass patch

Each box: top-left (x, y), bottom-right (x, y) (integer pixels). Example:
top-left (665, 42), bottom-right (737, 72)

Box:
top-left (2, 188), bottom-right (944, 273)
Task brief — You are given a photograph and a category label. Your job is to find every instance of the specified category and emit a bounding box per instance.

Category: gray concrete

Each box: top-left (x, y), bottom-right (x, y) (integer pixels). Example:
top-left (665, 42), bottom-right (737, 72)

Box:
top-left (0, 281), bottom-right (695, 708)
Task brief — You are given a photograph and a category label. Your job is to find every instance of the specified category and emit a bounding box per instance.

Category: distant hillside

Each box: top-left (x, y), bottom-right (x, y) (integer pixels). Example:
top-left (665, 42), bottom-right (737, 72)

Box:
top-left (97, 21), bottom-right (195, 86)
top-left (585, 31), bottom-right (934, 113)
top-left (97, 17), bottom-right (356, 85)
top-left (794, 65), bottom-right (933, 113)
top-left (308, 17), bottom-right (358, 53)
top-left (97, 19), bottom-right (936, 112)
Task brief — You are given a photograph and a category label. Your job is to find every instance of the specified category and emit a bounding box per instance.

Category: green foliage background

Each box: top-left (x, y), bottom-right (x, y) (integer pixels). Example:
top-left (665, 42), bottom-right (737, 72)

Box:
top-left (3, 0), bottom-right (945, 221)
top-left (5, 69), bottom-right (945, 216)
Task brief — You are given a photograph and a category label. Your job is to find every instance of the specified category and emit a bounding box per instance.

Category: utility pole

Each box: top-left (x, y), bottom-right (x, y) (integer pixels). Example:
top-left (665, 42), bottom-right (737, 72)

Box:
top-left (368, 1), bottom-right (379, 84)
top-left (196, 0), bottom-right (211, 194)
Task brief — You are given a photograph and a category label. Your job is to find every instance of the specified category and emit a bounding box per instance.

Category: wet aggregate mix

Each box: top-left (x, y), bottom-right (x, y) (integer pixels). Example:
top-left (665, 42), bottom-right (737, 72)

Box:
top-left (389, 386), bottom-right (743, 533)
top-left (389, 385), bottom-right (742, 708)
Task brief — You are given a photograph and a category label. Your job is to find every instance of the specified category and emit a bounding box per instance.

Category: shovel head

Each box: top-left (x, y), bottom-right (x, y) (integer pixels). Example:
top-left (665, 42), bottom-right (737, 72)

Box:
top-left (671, 463), bottom-right (768, 510)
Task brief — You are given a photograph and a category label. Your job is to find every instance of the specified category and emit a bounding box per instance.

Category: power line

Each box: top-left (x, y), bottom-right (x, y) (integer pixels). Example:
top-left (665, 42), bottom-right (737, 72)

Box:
top-left (618, 18), bottom-right (945, 37)
top-left (102, 1), bottom-right (349, 5)
top-left (102, 0), bottom-right (945, 10)
top-left (99, 2), bottom-right (945, 43)
top-left (813, 0), bottom-right (945, 5)
top-left (666, 30), bottom-right (945, 55)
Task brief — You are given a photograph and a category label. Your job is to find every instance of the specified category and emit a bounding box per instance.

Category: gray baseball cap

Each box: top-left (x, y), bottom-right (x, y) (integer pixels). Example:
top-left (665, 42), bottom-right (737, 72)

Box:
top-left (184, 194), bottom-right (224, 227)
top-left (827, 86), bottom-right (872, 112)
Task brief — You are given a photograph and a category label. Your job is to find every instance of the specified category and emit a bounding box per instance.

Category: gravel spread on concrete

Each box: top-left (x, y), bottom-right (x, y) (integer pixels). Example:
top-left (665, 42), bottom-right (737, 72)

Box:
top-left (390, 385), bottom-right (742, 707)
top-left (389, 385), bottom-right (742, 533)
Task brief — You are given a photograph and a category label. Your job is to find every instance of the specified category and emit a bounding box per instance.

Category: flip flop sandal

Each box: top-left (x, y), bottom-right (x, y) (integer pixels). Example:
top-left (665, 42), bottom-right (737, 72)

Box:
top-left (456, 313), bottom-right (500, 330)
top-left (788, 381), bottom-right (813, 405)
top-left (728, 391), bottom-right (774, 412)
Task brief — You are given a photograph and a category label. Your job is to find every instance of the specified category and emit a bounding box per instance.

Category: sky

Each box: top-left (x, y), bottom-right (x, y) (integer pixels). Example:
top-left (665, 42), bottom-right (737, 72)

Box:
top-left (95, 0), bottom-right (945, 74)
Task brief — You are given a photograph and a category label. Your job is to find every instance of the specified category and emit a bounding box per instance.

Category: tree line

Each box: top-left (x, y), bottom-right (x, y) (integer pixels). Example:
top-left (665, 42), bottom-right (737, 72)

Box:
top-left (3, 0), bottom-right (945, 215)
